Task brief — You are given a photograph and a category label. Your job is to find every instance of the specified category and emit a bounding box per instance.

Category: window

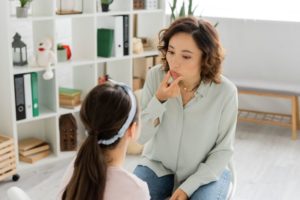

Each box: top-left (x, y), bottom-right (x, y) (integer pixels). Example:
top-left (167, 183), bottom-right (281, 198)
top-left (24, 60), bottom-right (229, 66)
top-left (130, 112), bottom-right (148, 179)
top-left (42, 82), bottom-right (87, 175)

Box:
top-left (166, 0), bottom-right (300, 21)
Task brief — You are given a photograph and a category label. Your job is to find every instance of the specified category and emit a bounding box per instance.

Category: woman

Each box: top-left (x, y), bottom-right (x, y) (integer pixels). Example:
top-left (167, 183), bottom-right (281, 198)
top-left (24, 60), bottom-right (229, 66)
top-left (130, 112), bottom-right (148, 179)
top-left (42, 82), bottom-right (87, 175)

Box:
top-left (134, 17), bottom-right (238, 200)
top-left (59, 82), bottom-right (150, 200)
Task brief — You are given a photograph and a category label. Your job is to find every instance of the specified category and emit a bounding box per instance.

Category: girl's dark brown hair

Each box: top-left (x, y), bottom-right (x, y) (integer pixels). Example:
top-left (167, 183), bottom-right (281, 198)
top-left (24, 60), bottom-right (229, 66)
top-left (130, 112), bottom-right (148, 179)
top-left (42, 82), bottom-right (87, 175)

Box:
top-left (62, 83), bottom-right (138, 200)
top-left (158, 16), bottom-right (224, 83)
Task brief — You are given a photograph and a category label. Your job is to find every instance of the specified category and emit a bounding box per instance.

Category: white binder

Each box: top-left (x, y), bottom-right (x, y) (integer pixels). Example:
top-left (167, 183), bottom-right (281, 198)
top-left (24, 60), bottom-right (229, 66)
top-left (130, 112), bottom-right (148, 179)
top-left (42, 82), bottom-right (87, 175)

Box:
top-left (113, 16), bottom-right (124, 57)
top-left (24, 73), bottom-right (33, 119)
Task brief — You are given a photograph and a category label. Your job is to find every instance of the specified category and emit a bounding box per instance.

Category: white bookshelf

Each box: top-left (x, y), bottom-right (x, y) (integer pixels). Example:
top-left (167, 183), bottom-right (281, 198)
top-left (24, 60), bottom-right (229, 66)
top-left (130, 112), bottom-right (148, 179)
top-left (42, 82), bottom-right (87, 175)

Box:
top-left (0, 0), bottom-right (166, 171)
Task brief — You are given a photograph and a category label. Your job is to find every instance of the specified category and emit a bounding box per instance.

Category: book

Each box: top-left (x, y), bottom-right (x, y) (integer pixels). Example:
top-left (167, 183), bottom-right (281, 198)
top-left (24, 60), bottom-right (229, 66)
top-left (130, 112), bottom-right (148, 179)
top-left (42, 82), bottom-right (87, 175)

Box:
top-left (18, 138), bottom-right (45, 151)
top-left (59, 98), bottom-right (81, 107)
top-left (97, 28), bottom-right (114, 58)
top-left (19, 143), bottom-right (50, 156)
top-left (23, 73), bottom-right (33, 119)
top-left (19, 150), bottom-right (50, 164)
top-left (14, 74), bottom-right (26, 120)
top-left (59, 87), bottom-right (81, 97)
top-left (18, 137), bottom-right (51, 164)
top-left (59, 94), bottom-right (81, 102)
top-left (123, 15), bottom-right (129, 56)
top-left (31, 72), bottom-right (39, 117)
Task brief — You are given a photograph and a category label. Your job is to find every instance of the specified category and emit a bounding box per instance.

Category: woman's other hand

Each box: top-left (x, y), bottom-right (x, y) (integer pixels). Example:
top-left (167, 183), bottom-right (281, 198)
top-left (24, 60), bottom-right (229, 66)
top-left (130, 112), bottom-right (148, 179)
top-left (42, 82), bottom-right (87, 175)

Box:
top-left (169, 188), bottom-right (188, 200)
top-left (156, 71), bottom-right (183, 102)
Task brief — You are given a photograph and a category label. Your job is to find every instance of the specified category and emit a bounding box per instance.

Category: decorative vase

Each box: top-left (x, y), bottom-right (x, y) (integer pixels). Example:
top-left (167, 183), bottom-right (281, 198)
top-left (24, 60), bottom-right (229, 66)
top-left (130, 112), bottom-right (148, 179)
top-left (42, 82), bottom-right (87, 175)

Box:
top-left (16, 7), bottom-right (28, 18)
top-left (101, 4), bottom-right (109, 12)
top-left (57, 49), bottom-right (67, 62)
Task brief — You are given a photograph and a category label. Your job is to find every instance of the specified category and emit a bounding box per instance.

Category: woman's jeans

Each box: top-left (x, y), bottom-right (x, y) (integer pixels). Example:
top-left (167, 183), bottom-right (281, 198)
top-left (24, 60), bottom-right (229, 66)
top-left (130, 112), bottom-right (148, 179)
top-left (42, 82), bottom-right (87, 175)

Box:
top-left (133, 165), bottom-right (231, 200)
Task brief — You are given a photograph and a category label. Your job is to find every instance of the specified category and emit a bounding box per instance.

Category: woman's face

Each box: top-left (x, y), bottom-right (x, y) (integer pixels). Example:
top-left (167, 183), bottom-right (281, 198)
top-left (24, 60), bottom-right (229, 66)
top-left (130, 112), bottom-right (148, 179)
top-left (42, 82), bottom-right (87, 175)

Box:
top-left (166, 32), bottom-right (202, 82)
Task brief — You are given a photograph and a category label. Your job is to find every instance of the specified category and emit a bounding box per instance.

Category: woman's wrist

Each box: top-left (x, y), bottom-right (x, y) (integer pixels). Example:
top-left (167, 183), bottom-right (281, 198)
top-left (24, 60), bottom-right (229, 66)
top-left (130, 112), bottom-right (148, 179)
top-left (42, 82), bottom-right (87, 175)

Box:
top-left (156, 93), bottom-right (167, 103)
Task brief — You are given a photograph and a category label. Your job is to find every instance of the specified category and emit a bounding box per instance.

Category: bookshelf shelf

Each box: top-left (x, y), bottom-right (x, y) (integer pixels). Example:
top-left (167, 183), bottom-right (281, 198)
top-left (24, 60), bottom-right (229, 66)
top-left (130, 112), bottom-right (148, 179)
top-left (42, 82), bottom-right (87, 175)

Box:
top-left (16, 106), bottom-right (57, 125)
top-left (0, 0), bottom-right (166, 171)
top-left (10, 16), bottom-right (54, 22)
top-left (96, 11), bottom-right (132, 17)
top-left (133, 50), bottom-right (160, 58)
top-left (59, 106), bottom-right (81, 115)
top-left (55, 13), bottom-right (95, 19)
top-left (96, 55), bottom-right (133, 63)
top-left (13, 66), bottom-right (56, 75)
top-left (132, 9), bottom-right (164, 14)
top-left (56, 59), bottom-right (95, 68)
top-left (18, 151), bottom-right (76, 171)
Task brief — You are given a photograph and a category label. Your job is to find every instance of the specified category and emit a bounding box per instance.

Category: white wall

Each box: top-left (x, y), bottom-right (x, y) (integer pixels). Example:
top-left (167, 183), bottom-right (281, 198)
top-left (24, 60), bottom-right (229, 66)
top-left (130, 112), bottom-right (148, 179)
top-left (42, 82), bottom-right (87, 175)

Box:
top-left (204, 17), bottom-right (300, 114)
top-left (10, 8), bottom-right (300, 114)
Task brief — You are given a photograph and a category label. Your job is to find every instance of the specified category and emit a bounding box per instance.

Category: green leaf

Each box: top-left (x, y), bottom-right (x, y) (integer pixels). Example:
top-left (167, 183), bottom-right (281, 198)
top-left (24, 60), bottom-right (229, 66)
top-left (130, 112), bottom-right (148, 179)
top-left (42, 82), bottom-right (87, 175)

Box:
top-left (101, 0), bottom-right (113, 4)
top-left (188, 0), bottom-right (193, 15)
top-left (179, 2), bottom-right (186, 17)
top-left (192, 5), bottom-right (198, 15)
top-left (19, 0), bottom-right (32, 7)
top-left (169, 0), bottom-right (178, 22)
top-left (20, 0), bottom-right (28, 7)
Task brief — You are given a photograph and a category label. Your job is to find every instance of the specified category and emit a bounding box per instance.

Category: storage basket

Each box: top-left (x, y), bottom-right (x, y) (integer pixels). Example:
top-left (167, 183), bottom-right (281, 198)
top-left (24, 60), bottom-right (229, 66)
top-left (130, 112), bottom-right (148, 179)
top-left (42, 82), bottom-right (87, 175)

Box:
top-left (0, 134), bottom-right (19, 181)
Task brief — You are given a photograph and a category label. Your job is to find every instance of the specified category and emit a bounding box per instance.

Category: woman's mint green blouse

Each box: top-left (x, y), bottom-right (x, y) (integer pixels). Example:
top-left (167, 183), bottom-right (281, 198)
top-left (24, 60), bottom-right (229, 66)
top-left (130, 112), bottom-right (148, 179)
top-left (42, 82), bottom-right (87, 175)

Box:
top-left (138, 65), bottom-right (238, 197)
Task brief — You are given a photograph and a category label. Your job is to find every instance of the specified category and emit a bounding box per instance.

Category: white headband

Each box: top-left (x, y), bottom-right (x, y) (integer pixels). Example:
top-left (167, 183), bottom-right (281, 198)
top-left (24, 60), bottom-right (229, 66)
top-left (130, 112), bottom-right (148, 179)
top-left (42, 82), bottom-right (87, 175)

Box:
top-left (98, 81), bottom-right (137, 145)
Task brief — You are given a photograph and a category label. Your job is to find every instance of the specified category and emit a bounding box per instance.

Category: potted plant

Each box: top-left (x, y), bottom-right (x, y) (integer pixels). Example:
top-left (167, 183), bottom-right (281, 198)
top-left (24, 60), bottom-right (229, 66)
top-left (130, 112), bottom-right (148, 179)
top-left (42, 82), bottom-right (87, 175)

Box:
top-left (169, 0), bottom-right (197, 22)
top-left (57, 44), bottom-right (72, 62)
top-left (16, 0), bottom-right (32, 18)
top-left (57, 44), bottom-right (67, 62)
top-left (169, 0), bottom-right (218, 27)
top-left (101, 0), bottom-right (114, 12)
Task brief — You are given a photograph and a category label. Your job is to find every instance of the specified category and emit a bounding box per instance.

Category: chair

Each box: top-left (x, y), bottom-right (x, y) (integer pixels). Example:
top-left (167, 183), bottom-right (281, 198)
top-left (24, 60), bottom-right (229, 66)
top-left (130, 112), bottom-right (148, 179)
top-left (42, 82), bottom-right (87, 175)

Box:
top-left (227, 161), bottom-right (237, 200)
top-left (6, 186), bottom-right (32, 200)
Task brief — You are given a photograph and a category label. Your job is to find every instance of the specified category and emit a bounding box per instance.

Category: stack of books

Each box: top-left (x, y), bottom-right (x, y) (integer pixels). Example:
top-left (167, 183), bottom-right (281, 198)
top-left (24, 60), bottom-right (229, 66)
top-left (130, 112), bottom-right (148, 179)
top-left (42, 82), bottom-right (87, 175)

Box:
top-left (59, 87), bottom-right (81, 108)
top-left (18, 138), bottom-right (50, 164)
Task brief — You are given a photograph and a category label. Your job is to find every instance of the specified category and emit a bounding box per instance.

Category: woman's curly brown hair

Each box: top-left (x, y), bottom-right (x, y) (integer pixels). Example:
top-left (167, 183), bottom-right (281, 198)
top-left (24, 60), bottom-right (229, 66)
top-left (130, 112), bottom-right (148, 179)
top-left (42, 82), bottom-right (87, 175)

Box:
top-left (158, 17), bottom-right (224, 84)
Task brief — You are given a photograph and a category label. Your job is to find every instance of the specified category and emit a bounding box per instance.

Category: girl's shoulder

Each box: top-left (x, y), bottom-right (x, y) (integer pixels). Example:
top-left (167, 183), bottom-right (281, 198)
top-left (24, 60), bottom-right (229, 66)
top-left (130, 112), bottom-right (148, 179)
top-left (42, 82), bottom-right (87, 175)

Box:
top-left (105, 167), bottom-right (150, 200)
top-left (108, 167), bottom-right (146, 187)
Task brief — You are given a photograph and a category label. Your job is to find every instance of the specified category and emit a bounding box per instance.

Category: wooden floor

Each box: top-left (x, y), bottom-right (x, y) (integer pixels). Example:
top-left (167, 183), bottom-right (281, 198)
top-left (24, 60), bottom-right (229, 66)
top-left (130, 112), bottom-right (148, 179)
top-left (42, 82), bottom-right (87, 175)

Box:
top-left (1, 122), bottom-right (300, 200)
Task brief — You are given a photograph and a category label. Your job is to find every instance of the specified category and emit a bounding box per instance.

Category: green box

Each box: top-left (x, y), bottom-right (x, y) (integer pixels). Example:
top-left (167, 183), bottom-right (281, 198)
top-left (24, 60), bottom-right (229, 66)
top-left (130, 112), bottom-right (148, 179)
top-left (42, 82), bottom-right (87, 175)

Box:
top-left (97, 28), bottom-right (114, 58)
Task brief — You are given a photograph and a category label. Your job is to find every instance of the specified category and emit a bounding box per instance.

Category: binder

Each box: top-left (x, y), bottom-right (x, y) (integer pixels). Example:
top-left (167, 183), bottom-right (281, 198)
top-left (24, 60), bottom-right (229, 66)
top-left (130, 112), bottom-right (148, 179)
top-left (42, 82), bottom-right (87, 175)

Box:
top-left (23, 73), bottom-right (33, 119)
top-left (97, 28), bottom-right (114, 57)
top-left (123, 15), bottom-right (129, 56)
top-left (31, 72), bottom-right (39, 117)
top-left (114, 16), bottom-right (124, 57)
top-left (14, 74), bottom-right (26, 120)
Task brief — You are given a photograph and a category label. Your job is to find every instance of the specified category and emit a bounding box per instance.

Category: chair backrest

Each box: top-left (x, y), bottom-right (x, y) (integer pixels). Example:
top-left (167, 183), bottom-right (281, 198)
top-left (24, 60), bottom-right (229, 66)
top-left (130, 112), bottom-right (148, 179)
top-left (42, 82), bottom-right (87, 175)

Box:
top-left (227, 161), bottom-right (237, 200)
top-left (7, 186), bottom-right (32, 200)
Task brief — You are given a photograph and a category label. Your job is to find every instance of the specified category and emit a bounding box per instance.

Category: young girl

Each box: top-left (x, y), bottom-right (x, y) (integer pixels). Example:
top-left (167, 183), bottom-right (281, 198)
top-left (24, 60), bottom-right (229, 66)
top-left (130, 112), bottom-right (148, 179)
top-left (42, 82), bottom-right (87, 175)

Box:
top-left (59, 82), bottom-right (150, 200)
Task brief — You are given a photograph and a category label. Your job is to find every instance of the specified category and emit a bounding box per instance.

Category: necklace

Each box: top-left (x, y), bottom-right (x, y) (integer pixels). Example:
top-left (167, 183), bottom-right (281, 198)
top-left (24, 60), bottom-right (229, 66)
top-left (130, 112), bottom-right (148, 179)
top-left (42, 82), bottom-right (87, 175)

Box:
top-left (182, 82), bottom-right (200, 93)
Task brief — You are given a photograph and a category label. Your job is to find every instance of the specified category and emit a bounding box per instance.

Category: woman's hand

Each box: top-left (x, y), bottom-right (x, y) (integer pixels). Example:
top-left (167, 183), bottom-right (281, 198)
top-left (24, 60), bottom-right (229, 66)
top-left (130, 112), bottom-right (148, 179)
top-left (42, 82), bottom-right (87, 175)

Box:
top-left (169, 188), bottom-right (188, 200)
top-left (156, 71), bottom-right (183, 102)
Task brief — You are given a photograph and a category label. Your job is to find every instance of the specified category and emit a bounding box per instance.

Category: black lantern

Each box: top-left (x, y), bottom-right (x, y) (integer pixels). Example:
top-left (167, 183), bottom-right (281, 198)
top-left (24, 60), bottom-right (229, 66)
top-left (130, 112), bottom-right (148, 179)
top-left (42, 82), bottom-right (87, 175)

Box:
top-left (12, 33), bottom-right (28, 66)
top-left (56, 0), bottom-right (83, 15)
